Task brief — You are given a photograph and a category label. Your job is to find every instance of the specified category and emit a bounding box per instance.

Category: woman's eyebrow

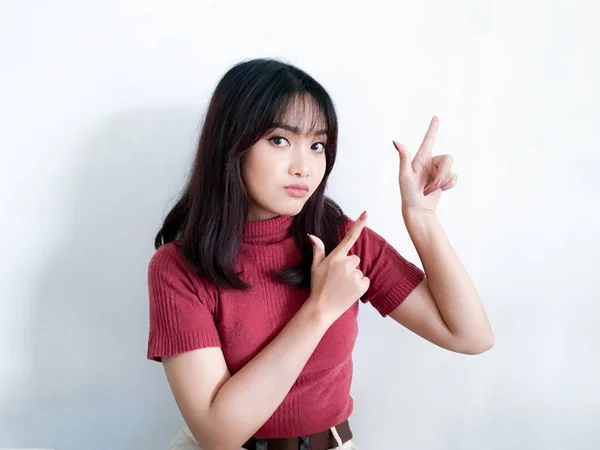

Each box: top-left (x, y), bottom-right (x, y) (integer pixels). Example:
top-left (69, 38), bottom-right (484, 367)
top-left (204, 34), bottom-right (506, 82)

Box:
top-left (271, 122), bottom-right (328, 136)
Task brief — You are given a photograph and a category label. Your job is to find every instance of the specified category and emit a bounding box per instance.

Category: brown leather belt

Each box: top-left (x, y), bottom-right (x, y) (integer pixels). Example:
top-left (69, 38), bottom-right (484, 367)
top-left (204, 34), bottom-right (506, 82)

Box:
top-left (243, 420), bottom-right (352, 450)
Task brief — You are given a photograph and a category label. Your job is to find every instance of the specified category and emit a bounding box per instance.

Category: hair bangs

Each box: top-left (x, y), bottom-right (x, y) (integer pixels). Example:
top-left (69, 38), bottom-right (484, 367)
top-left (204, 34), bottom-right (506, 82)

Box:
top-left (270, 93), bottom-right (330, 137)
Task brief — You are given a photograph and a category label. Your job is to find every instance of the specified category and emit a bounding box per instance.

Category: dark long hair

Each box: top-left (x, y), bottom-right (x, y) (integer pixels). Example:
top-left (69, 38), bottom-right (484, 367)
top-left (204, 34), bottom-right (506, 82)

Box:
top-left (155, 58), bottom-right (344, 289)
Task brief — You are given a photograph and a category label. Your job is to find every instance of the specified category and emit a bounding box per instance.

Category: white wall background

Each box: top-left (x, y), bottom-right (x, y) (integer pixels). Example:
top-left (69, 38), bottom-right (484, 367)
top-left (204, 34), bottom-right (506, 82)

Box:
top-left (1, 1), bottom-right (598, 449)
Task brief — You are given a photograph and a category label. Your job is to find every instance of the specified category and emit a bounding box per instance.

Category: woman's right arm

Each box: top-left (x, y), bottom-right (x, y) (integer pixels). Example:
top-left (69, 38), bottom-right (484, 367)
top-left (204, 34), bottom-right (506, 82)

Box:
top-left (163, 212), bottom-right (370, 450)
top-left (164, 299), bottom-right (329, 450)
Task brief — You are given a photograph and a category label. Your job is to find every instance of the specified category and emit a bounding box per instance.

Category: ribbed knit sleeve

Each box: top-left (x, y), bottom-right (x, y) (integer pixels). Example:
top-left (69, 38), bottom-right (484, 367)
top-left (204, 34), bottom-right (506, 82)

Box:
top-left (341, 215), bottom-right (425, 317)
top-left (147, 243), bottom-right (221, 362)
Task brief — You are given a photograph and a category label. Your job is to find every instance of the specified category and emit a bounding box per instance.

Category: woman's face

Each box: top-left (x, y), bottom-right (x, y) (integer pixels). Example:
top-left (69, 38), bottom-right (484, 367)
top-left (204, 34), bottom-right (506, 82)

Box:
top-left (242, 100), bottom-right (328, 221)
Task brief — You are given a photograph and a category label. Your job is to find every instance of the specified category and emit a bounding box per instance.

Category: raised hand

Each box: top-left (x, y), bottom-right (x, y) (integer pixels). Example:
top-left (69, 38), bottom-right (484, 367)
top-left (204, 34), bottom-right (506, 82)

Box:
top-left (393, 116), bottom-right (457, 214)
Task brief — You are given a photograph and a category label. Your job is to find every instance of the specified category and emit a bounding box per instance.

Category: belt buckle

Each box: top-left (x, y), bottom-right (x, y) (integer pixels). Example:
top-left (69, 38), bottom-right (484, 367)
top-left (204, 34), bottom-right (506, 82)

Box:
top-left (300, 436), bottom-right (309, 450)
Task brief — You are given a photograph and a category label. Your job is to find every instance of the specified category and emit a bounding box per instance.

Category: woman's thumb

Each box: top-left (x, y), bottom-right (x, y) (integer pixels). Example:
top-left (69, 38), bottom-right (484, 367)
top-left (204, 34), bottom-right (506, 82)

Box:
top-left (308, 234), bottom-right (326, 268)
top-left (393, 141), bottom-right (411, 176)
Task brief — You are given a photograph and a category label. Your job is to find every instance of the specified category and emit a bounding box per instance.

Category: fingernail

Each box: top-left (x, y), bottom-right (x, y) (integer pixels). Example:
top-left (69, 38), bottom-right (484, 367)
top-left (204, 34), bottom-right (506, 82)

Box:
top-left (359, 210), bottom-right (368, 221)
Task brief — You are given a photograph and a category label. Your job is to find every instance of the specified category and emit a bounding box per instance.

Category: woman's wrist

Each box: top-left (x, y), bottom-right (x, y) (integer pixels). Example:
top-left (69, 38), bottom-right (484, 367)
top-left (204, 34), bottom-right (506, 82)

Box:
top-left (301, 295), bottom-right (336, 331)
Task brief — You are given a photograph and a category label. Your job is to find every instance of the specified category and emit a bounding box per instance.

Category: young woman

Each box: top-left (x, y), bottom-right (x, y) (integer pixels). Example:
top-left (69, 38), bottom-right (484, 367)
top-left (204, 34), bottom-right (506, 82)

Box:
top-left (147, 58), bottom-right (494, 450)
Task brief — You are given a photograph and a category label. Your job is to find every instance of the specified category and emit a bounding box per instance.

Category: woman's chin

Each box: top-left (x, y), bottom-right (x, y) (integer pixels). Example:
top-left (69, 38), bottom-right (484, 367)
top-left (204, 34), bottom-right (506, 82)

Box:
top-left (249, 198), bottom-right (308, 220)
top-left (278, 202), bottom-right (307, 217)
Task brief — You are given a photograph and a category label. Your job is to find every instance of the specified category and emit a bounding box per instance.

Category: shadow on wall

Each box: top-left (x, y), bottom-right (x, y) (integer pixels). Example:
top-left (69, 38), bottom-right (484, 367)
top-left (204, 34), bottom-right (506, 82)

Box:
top-left (5, 107), bottom-right (202, 450)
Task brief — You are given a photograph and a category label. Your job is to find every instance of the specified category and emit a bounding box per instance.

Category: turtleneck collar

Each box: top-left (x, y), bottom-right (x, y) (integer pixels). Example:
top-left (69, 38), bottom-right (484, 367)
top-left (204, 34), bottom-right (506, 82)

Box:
top-left (243, 215), bottom-right (294, 245)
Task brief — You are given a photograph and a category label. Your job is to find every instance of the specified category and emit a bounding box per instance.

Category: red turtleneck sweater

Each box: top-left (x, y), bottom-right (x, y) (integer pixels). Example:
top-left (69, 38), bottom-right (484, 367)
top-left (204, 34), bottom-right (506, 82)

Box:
top-left (147, 214), bottom-right (424, 438)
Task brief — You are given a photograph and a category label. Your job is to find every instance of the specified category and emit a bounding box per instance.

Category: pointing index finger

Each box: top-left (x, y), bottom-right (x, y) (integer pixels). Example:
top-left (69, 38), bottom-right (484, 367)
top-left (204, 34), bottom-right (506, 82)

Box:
top-left (335, 210), bottom-right (368, 256)
top-left (415, 115), bottom-right (439, 161)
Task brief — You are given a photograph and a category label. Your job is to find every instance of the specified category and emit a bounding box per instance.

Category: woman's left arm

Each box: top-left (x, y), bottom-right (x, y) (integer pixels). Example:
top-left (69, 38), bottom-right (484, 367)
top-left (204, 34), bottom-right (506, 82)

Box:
top-left (388, 116), bottom-right (494, 355)
top-left (390, 212), bottom-right (494, 355)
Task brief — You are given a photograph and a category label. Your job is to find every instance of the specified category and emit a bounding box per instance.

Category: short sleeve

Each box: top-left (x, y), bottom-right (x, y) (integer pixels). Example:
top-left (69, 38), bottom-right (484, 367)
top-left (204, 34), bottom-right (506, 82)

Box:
top-left (340, 215), bottom-right (425, 317)
top-left (147, 243), bottom-right (221, 362)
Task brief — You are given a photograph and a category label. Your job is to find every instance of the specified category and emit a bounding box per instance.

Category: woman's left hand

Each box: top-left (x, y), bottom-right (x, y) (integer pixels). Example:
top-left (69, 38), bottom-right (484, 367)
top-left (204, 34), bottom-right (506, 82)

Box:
top-left (393, 115), bottom-right (457, 214)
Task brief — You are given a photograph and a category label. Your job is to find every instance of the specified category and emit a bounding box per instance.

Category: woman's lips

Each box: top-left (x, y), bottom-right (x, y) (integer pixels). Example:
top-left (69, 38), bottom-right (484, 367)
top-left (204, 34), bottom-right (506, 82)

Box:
top-left (284, 186), bottom-right (309, 198)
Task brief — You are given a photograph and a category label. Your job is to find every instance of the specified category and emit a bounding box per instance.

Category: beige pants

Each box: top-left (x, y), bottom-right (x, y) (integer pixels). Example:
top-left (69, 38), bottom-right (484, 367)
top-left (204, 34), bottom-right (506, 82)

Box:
top-left (168, 425), bottom-right (356, 449)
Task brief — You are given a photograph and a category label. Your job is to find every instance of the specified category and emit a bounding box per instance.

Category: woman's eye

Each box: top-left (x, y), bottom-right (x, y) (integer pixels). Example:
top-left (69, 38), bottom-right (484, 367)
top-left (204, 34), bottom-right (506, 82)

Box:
top-left (269, 136), bottom-right (290, 146)
top-left (312, 142), bottom-right (326, 152)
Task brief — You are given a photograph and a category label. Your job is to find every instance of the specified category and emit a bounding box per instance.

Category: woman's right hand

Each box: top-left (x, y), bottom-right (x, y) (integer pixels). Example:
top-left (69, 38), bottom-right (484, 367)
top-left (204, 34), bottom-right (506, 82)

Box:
top-left (307, 211), bottom-right (371, 325)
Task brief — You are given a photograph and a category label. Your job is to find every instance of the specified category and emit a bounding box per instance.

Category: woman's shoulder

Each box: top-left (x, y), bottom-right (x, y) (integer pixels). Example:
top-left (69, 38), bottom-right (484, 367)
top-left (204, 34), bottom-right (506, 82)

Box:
top-left (148, 239), bottom-right (184, 270)
top-left (147, 240), bottom-right (218, 301)
top-left (147, 239), bottom-right (201, 287)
